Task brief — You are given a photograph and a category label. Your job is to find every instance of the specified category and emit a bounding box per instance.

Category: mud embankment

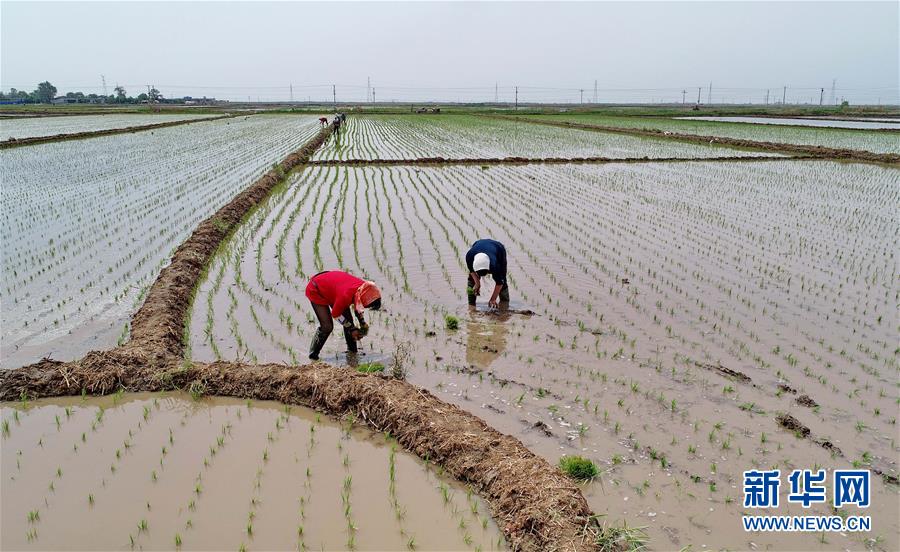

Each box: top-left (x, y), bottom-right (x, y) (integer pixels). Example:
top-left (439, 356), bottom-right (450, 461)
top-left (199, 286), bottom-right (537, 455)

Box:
top-left (0, 114), bottom-right (238, 149)
top-left (308, 154), bottom-right (805, 167)
top-left (0, 121), bottom-right (603, 551)
top-left (489, 115), bottom-right (900, 165)
top-left (0, 357), bottom-right (598, 551)
top-left (126, 125), bottom-right (332, 359)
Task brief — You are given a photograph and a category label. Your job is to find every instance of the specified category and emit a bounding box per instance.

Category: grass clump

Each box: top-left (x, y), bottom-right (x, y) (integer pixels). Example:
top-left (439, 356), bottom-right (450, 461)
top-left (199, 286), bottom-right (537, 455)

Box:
top-left (189, 380), bottom-right (206, 401)
top-left (559, 455), bottom-right (598, 481)
top-left (210, 218), bottom-right (230, 234)
top-left (356, 362), bottom-right (385, 374)
top-left (593, 518), bottom-right (648, 551)
top-left (444, 315), bottom-right (459, 331)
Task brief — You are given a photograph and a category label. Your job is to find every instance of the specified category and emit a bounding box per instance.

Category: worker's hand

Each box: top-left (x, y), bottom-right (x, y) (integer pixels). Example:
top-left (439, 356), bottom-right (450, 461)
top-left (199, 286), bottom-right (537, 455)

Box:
top-left (358, 323), bottom-right (370, 337)
top-left (488, 297), bottom-right (499, 309)
top-left (473, 281), bottom-right (481, 296)
top-left (350, 328), bottom-right (363, 341)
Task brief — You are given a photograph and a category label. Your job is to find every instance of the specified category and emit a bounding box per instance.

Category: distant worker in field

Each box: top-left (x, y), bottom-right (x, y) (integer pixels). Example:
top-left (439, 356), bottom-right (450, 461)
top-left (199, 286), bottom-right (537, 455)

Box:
top-left (319, 116), bottom-right (328, 127)
top-left (465, 239), bottom-right (509, 308)
top-left (305, 270), bottom-right (382, 360)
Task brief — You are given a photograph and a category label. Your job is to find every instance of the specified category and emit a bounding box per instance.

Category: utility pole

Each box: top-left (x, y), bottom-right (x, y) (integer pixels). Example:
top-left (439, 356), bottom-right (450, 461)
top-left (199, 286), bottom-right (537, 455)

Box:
top-left (697, 87), bottom-right (701, 104)
top-left (290, 84), bottom-right (293, 102)
top-left (332, 84), bottom-right (336, 106)
top-left (372, 88), bottom-right (376, 104)
top-left (819, 87), bottom-right (824, 106)
top-left (580, 89), bottom-right (584, 104)
top-left (495, 82), bottom-right (498, 103)
top-left (101, 75), bottom-right (108, 97)
top-left (707, 82), bottom-right (712, 104)
top-left (682, 89), bottom-right (686, 105)
top-left (765, 89), bottom-right (769, 105)
top-left (782, 85), bottom-right (787, 105)
top-left (367, 77), bottom-right (371, 103)
top-left (593, 79), bottom-right (598, 103)
top-left (830, 79), bottom-right (836, 105)
top-left (515, 86), bottom-right (518, 110)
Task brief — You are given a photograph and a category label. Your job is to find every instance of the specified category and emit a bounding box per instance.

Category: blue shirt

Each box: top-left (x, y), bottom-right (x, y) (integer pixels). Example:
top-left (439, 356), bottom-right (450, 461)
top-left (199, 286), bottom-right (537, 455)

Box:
top-left (465, 239), bottom-right (507, 286)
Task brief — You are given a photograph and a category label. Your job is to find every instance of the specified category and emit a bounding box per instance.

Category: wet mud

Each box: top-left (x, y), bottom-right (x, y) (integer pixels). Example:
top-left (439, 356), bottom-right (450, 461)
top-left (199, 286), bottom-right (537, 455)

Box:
top-left (693, 361), bottom-right (752, 383)
top-left (307, 154), bottom-right (803, 167)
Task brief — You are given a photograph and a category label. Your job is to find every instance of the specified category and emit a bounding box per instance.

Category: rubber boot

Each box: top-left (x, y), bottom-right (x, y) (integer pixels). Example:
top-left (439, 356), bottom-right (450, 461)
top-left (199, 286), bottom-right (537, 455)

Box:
top-left (343, 327), bottom-right (358, 353)
top-left (308, 328), bottom-right (330, 360)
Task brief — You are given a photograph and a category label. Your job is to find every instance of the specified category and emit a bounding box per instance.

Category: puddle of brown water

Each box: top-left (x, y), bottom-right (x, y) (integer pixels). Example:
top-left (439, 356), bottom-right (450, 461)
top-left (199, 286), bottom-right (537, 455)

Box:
top-left (1, 393), bottom-right (505, 551)
top-left (189, 160), bottom-right (898, 551)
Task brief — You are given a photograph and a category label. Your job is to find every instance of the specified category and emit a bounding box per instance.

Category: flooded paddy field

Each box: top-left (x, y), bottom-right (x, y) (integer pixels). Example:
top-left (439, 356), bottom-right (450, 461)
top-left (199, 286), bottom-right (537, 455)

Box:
top-left (0, 113), bottom-right (220, 140)
top-left (523, 113), bottom-right (900, 154)
top-left (189, 154), bottom-right (898, 550)
top-left (3, 112), bottom-right (898, 550)
top-left (1, 115), bottom-right (321, 368)
top-left (678, 115), bottom-right (900, 131)
top-left (313, 115), bottom-right (781, 160)
top-left (1, 393), bottom-right (504, 550)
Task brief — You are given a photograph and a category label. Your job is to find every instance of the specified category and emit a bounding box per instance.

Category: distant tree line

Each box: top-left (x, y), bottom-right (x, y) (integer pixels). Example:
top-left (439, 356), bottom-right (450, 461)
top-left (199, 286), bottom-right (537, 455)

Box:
top-left (1, 81), bottom-right (162, 104)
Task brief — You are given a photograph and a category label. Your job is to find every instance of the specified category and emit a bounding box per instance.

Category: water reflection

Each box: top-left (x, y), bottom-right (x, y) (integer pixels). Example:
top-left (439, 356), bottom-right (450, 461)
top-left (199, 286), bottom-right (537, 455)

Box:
top-left (466, 305), bottom-right (511, 370)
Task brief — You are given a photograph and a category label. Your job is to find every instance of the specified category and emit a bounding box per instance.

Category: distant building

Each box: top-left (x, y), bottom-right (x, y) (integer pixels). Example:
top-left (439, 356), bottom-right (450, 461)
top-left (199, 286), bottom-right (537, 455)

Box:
top-left (183, 96), bottom-right (217, 106)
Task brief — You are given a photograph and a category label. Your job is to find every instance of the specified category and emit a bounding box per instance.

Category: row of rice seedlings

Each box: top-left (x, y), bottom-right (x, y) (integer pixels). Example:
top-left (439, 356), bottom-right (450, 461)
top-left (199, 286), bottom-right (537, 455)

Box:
top-left (2, 116), bottom-right (324, 367)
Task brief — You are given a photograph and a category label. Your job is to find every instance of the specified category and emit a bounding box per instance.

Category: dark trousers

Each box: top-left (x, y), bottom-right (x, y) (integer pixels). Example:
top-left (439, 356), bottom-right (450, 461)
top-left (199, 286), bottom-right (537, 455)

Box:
top-left (466, 275), bottom-right (509, 306)
top-left (310, 302), bottom-right (357, 354)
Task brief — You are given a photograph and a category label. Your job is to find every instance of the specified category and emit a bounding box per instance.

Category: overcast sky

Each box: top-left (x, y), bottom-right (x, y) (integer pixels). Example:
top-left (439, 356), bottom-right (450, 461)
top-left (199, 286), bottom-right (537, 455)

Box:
top-left (2, 1), bottom-right (897, 104)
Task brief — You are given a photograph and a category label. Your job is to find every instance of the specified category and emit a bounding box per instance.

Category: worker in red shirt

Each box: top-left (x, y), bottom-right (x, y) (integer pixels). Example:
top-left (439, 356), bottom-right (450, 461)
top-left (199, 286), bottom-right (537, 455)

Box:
top-left (305, 270), bottom-right (382, 360)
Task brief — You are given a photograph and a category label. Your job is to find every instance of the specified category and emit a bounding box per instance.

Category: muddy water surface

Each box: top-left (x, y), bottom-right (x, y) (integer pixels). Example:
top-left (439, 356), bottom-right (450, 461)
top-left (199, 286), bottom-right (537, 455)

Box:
top-left (1, 393), bottom-right (504, 551)
top-left (1, 115), bottom-right (322, 369)
top-left (190, 158), bottom-right (898, 551)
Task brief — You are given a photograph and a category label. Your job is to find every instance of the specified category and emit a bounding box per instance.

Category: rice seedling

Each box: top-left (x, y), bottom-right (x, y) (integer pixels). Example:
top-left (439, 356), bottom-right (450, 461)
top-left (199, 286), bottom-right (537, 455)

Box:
top-left (356, 361), bottom-right (385, 374)
top-left (559, 455), bottom-right (598, 481)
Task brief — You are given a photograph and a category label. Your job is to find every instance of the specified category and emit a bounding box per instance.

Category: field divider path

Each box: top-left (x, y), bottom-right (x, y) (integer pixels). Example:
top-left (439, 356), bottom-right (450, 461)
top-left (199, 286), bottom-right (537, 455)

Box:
top-left (308, 154), bottom-right (809, 166)
top-left (0, 112), bottom-right (245, 149)
top-left (1, 121), bottom-right (604, 551)
top-left (126, 124), bottom-right (332, 359)
top-left (487, 114), bottom-right (900, 165)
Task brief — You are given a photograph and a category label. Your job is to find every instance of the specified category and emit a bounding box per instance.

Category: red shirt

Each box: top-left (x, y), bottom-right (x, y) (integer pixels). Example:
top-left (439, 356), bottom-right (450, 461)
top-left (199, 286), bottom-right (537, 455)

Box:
top-left (305, 271), bottom-right (365, 318)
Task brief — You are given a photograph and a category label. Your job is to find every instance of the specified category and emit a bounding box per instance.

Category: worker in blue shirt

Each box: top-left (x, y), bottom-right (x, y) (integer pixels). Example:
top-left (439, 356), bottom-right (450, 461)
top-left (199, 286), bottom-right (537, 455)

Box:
top-left (465, 239), bottom-right (509, 308)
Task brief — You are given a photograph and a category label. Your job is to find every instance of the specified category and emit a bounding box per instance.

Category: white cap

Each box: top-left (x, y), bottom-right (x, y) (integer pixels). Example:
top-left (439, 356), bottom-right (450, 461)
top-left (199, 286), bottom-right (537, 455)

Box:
top-left (473, 252), bottom-right (490, 273)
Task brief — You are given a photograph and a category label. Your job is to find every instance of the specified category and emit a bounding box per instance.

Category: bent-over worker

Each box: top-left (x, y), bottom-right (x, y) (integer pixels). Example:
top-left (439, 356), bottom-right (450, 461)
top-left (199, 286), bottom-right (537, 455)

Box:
top-left (465, 239), bottom-right (509, 308)
top-left (305, 271), bottom-right (382, 360)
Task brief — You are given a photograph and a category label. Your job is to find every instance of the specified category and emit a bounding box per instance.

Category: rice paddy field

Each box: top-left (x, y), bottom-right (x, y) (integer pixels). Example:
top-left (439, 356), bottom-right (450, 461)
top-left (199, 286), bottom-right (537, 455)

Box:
top-left (1, 393), bottom-right (503, 551)
top-left (678, 116), bottom-right (900, 131)
top-left (1, 114), bottom-right (321, 368)
top-left (522, 113), bottom-right (900, 154)
top-left (2, 111), bottom-right (898, 551)
top-left (0, 113), bottom-right (220, 139)
top-left (312, 115), bottom-right (779, 160)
